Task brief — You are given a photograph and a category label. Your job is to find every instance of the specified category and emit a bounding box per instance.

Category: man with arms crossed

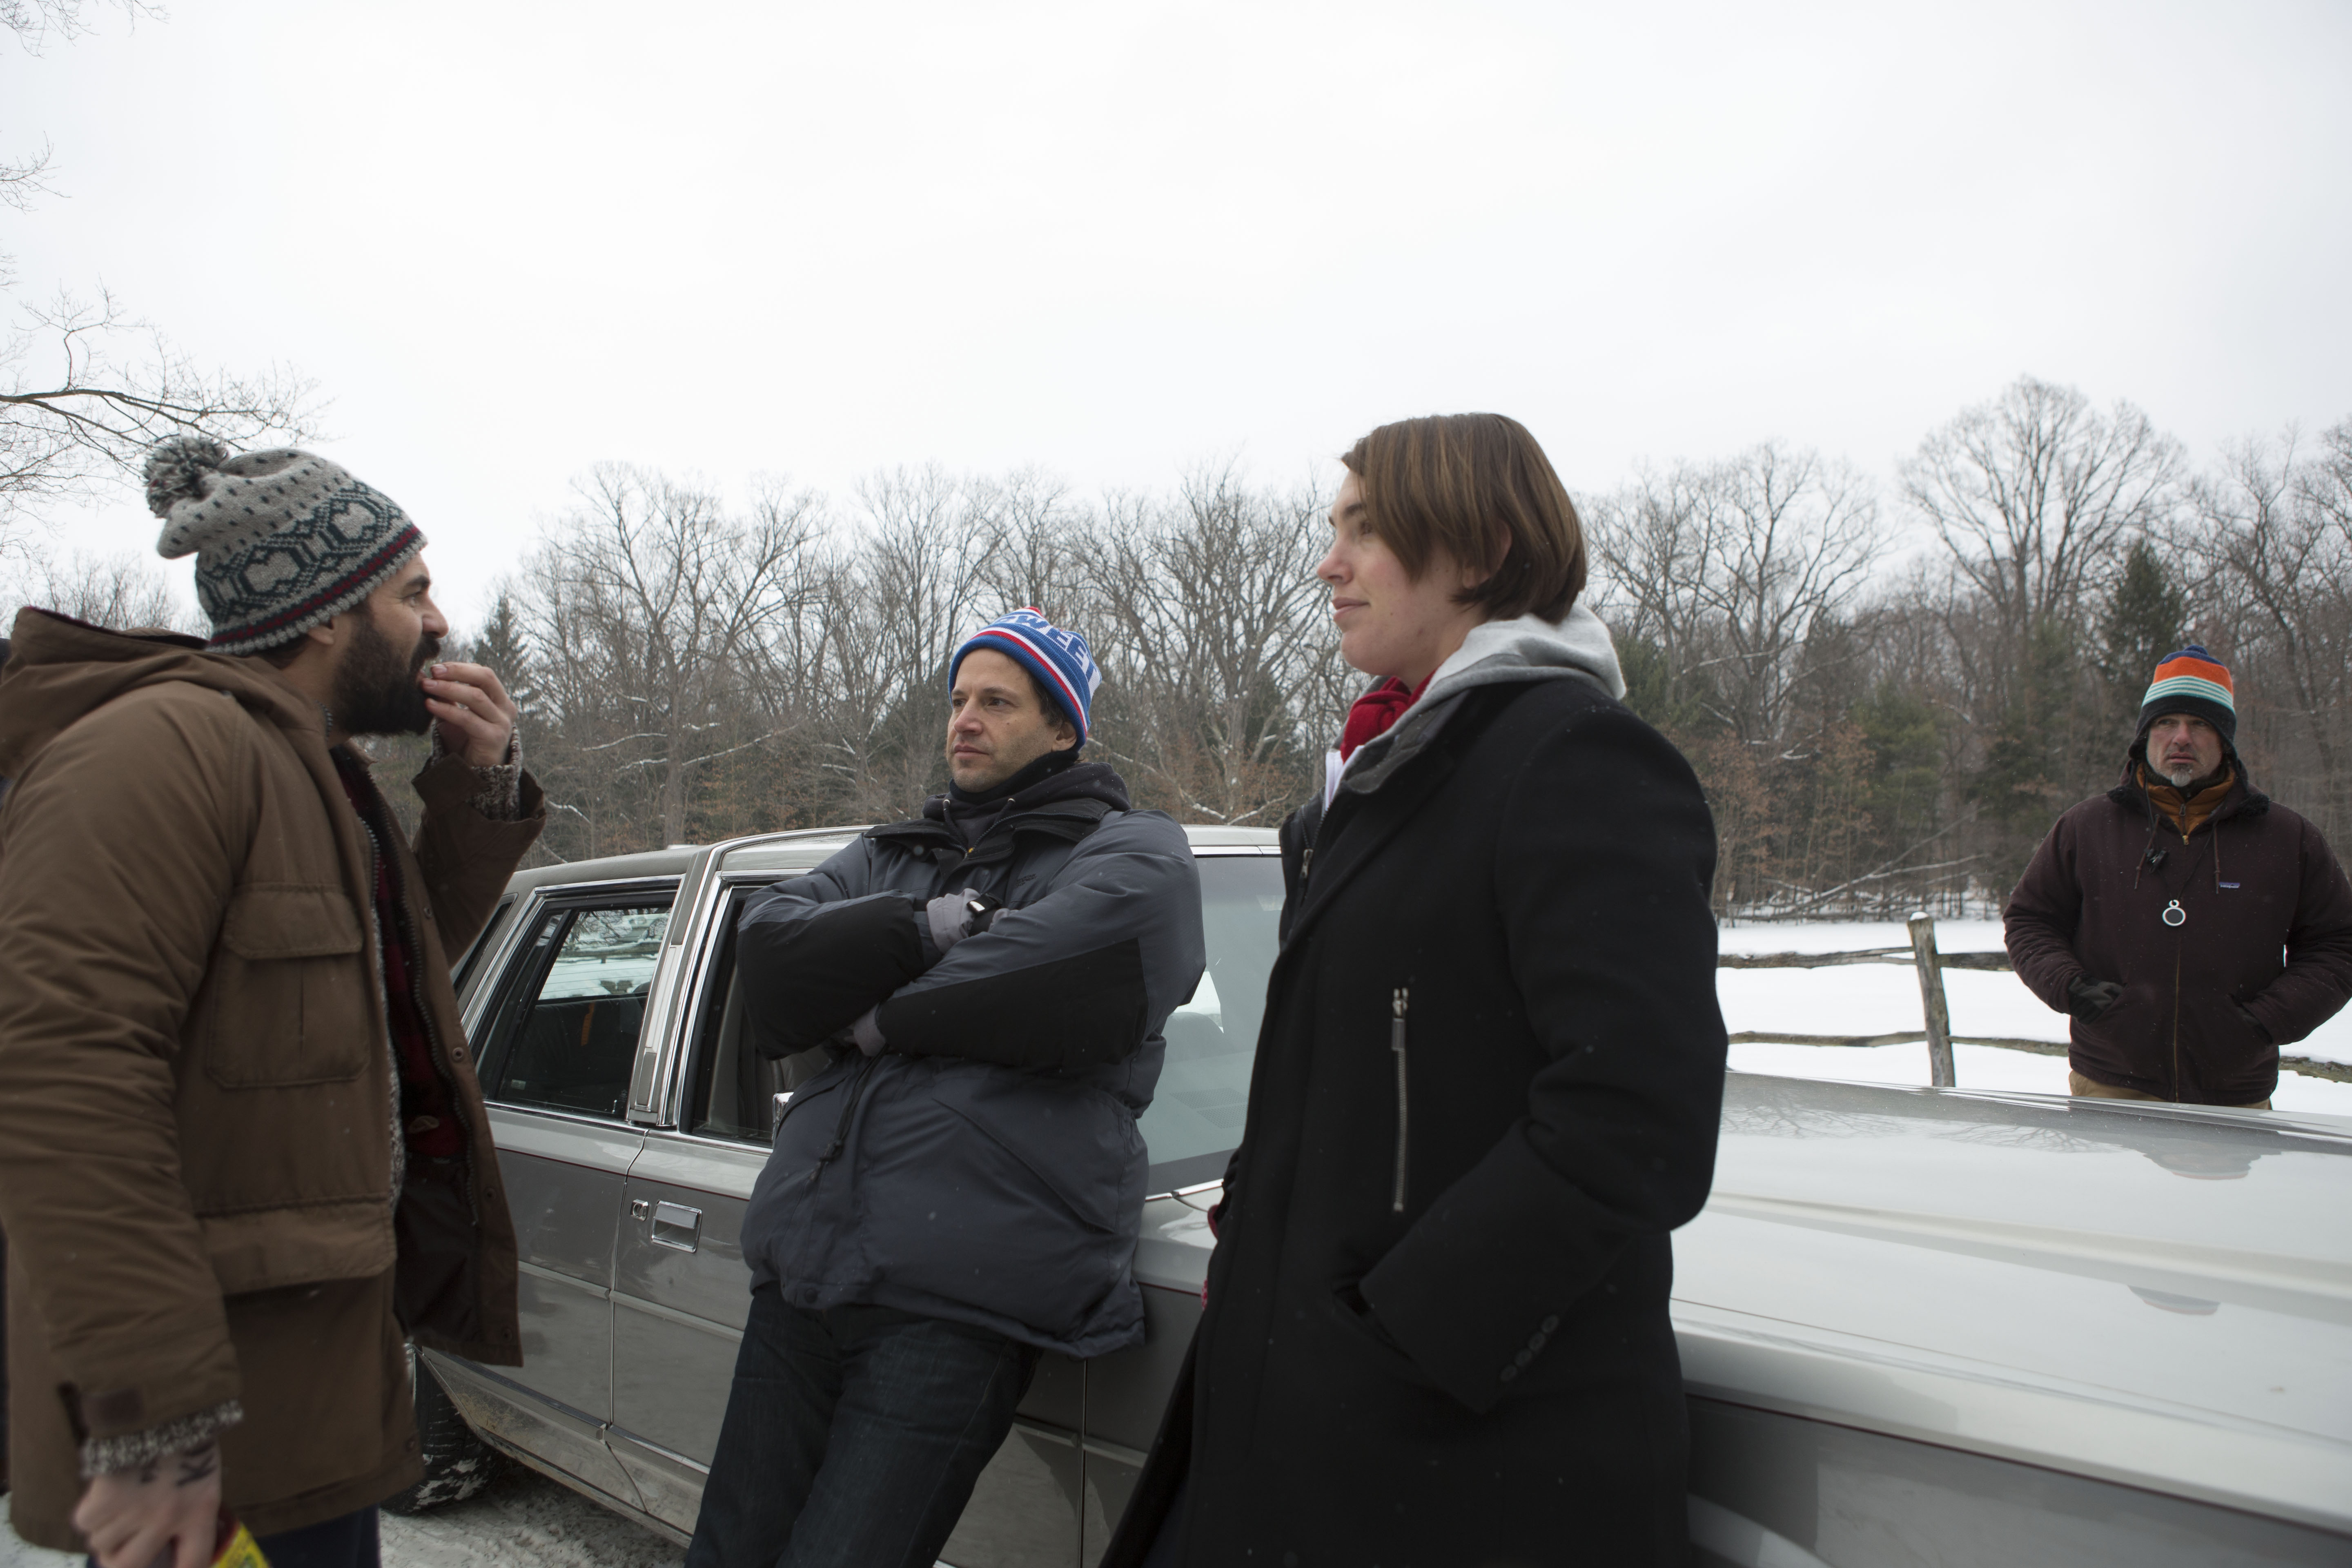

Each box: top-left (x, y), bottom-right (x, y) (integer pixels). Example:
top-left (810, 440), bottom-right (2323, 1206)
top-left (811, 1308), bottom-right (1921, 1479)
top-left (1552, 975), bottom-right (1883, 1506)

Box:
top-left (2006, 645), bottom-right (2352, 1106)
top-left (0, 439), bottom-right (542, 1568)
top-left (688, 608), bottom-right (1205, 1568)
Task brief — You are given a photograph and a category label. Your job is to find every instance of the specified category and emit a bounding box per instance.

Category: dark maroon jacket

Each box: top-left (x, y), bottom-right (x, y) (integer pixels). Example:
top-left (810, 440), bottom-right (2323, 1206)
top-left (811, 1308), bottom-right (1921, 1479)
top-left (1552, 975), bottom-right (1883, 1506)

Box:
top-left (2005, 757), bottom-right (2352, 1103)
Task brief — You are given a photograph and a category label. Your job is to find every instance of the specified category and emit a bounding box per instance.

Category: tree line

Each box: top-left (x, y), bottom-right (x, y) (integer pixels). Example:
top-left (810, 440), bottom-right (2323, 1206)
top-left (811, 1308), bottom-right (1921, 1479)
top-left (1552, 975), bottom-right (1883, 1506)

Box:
top-left (7, 375), bottom-right (2347, 920)
top-left (1588, 378), bottom-right (2351, 916)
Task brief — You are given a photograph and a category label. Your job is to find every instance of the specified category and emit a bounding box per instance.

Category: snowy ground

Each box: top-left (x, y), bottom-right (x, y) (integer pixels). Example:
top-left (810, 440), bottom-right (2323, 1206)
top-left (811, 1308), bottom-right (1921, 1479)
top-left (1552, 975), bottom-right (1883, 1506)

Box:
top-left (0, 1465), bottom-right (682, 1568)
top-left (1717, 917), bottom-right (2352, 1114)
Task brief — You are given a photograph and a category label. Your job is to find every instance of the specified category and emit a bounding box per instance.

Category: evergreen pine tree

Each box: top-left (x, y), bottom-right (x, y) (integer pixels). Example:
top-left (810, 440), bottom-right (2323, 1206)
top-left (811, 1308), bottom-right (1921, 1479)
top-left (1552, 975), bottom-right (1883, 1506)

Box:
top-left (467, 592), bottom-right (537, 717)
top-left (2098, 538), bottom-right (2185, 735)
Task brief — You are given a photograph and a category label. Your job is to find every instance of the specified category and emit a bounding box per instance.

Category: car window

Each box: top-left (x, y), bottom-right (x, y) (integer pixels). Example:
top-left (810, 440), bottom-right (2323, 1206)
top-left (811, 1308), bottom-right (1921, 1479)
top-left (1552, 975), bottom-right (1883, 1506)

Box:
top-left (687, 887), bottom-right (835, 1145)
top-left (478, 895), bottom-right (675, 1120)
top-left (1141, 854), bottom-right (1283, 1188)
top-left (681, 855), bottom-right (1284, 1180)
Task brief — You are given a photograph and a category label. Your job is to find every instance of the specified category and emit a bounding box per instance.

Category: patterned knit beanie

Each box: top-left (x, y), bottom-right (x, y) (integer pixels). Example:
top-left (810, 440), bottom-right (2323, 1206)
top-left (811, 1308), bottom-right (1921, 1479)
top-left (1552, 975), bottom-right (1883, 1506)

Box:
top-left (145, 437), bottom-right (425, 655)
top-left (2136, 645), bottom-right (2236, 746)
top-left (949, 607), bottom-right (1102, 746)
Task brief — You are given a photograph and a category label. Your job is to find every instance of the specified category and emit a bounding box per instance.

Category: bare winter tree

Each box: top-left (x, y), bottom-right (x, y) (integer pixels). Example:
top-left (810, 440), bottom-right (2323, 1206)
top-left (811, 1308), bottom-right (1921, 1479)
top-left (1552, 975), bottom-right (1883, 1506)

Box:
top-left (1590, 443), bottom-right (1884, 748)
top-left (1900, 376), bottom-right (2184, 862)
top-left (815, 466), bottom-right (1000, 817)
top-left (1, 290), bottom-right (317, 535)
top-left (2180, 422), bottom-right (2352, 841)
top-left (1084, 466), bottom-right (1334, 825)
top-left (3, 4), bottom-right (311, 537)
top-left (1903, 377), bottom-right (2181, 649)
top-left (2, 0), bottom-right (157, 50)
top-left (975, 467), bottom-right (1093, 625)
top-left (5, 548), bottom-right (192, 631)
top-left (523, 466), bottom-right (828, 850)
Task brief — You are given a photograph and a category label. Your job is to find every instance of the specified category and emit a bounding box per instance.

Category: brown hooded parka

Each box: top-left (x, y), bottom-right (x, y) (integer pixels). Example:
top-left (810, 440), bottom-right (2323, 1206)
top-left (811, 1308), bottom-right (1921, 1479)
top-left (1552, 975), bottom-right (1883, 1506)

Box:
top-left (0, 610), bottom-right (540, 1547)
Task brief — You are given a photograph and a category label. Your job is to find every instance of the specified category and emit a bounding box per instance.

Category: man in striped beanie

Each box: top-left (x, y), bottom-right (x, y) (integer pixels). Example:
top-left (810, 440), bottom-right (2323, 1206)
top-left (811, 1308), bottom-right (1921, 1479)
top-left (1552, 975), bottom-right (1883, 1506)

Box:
top-left (2004, 643), bottom-right (2352, 1107)
top-left (691, 607), bottom-right (1205, 1568)
top-left (0, 438), bottom-right (545, 1566)
top-left (2135, 644), bottom-right (2235, 791)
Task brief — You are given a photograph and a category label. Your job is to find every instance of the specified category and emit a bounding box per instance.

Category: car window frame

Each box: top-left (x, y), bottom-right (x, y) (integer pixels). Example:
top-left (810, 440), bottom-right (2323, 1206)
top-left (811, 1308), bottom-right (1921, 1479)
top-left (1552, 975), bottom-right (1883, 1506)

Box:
top-left (661, 849), bottom-right (1284, 1193)
top-left (473, 880), bottom-right (682, 1126)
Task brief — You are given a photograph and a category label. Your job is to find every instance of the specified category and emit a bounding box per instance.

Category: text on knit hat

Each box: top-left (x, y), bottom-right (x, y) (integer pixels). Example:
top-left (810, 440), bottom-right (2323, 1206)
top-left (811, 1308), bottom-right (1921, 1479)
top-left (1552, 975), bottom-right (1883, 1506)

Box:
top-left (949, 608), bottom-right (1103, 746)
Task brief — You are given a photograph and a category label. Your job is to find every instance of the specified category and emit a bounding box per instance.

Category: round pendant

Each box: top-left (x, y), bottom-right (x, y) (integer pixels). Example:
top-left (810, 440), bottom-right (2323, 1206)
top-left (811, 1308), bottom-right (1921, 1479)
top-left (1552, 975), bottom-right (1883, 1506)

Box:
top-left (2163, 899), bottom-right (2187, 927)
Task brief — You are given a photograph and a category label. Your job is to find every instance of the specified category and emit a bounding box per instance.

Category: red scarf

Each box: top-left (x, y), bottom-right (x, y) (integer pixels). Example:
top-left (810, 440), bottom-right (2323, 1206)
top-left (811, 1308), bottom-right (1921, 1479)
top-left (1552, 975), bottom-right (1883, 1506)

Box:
top-left (1340, 674), bottom-right (1432, 761)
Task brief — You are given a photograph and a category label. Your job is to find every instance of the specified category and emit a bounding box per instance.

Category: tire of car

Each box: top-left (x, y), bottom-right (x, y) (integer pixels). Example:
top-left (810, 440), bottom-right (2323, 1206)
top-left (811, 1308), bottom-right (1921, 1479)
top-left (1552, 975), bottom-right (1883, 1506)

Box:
top-left (381, 1344), bottom-right (498, 1515)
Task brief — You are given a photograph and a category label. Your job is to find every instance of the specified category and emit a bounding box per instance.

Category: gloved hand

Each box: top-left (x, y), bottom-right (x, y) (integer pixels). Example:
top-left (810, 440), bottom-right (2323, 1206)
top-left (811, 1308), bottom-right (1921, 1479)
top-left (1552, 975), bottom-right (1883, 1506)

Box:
top-left (2234, 1002), bottom-right (2271, 1042)
top-left (2066, 976), bottom-right (2123, 1021)
top-left (923, 888), bottom-right (1002, 956)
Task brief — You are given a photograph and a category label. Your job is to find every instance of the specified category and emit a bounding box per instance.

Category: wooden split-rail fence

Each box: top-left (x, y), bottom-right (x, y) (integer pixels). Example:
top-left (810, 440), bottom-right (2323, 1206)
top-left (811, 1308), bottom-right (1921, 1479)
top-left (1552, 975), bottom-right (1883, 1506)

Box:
top-left (1719, 913), bottom-right (2352, 1089)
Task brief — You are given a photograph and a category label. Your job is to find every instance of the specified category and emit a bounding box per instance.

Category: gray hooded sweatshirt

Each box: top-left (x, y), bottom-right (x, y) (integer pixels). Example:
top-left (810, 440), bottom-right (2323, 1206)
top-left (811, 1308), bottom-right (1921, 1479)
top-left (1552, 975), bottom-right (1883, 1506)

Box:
top-left (1323, 600), bottom-right (1628, 809)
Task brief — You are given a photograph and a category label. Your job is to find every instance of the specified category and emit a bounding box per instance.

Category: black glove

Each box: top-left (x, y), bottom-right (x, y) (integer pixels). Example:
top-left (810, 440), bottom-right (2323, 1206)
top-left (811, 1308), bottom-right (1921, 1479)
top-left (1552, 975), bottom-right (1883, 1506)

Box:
top-left (2234, 1003), bottom-right (2272, 1042)
top-left (2066, 976), bottom-right (2123, 1021)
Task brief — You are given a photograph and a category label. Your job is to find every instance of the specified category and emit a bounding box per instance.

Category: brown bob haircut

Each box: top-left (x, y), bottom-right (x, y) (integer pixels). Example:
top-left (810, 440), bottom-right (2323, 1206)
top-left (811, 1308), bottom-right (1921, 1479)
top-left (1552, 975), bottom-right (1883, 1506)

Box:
top-left (1339, 412), bottom-right (1587, 623)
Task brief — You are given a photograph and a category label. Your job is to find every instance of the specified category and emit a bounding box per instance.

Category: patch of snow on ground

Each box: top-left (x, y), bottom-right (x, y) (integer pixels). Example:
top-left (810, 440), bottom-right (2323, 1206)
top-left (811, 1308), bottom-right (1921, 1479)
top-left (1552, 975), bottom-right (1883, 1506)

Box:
top-left (380, 1465), bottom-right (681, 1568)
top-left (0, 1496), bottom-right (72, 1568)
top-left (1717, 917), bottom-right (2352, 1113)
top-left (2, 1467), bottom-right (683, 1568)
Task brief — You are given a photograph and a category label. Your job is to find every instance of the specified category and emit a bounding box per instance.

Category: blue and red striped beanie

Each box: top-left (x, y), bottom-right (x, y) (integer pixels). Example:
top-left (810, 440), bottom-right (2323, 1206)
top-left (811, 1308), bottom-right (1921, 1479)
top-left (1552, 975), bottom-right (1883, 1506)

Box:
top-left (2137, 645), bottom-right (2236, 745)
top-left (950, 608), bottom-right (1102, 746)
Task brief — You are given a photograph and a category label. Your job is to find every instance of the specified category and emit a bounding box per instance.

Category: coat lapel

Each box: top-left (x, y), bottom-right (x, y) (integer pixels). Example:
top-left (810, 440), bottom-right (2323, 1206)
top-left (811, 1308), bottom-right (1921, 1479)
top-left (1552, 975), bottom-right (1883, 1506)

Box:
top-left (1277, 709), bottom-right (1480, 955)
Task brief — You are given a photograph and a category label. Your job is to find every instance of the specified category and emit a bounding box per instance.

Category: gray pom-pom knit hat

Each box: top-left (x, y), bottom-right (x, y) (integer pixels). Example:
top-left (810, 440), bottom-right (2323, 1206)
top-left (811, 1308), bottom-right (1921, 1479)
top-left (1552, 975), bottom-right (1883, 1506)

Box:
top-left (145, 436), bottom-right (426, 655)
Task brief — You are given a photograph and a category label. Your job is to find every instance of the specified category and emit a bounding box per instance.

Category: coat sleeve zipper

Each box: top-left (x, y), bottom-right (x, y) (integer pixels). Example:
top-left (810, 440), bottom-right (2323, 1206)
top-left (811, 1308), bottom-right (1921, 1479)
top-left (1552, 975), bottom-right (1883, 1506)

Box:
top-left (1391, 987), bottom-right (1409, 1214)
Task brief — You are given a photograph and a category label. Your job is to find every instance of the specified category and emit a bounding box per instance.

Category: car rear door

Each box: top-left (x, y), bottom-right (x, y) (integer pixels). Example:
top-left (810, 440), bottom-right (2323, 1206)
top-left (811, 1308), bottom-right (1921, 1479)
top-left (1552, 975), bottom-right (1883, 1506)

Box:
top-left (454, 881), bottom-right (677, 1513)
top-left (603, 866), bottom-right (1086, 1564)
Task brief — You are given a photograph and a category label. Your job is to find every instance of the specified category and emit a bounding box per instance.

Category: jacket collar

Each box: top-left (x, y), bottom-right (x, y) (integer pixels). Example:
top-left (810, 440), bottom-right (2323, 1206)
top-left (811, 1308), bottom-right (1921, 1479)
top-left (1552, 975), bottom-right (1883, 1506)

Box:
top-left (1326, 600), bottom-right (1622, 811)
top-left (868, 762), bottom-right (1131, 862)
top-left (2106, 747), bottom-right (2269, 826)
top-left (1282, 686), bottom-right (1513, 952)
top-left (923, 758), bottom-right (1129, 821)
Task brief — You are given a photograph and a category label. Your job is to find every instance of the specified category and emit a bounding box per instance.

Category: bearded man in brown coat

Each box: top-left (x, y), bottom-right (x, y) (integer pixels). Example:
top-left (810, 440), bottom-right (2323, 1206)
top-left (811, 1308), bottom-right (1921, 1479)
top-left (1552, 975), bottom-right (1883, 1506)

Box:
top-left (0, 439), bottom-right (544, 1568)
top-left (2005, 645), bottom-right (2352, 1108)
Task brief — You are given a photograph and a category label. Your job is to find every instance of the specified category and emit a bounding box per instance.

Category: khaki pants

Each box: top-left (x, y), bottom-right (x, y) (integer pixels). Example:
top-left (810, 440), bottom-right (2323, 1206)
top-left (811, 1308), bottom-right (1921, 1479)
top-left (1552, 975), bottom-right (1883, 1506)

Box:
top-left (2068, 1069), bottom-right (2271, 1112)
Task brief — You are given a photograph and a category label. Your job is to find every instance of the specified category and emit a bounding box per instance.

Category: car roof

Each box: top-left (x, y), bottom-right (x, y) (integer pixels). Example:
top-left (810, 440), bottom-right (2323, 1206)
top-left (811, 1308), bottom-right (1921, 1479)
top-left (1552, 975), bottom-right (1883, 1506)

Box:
top-left (499, 822), bottom-right (1280, 897)
top-left (1677, 1071), bottom-right (2352, 1533)
top-left (501, 822), bottom-right (1289, 893)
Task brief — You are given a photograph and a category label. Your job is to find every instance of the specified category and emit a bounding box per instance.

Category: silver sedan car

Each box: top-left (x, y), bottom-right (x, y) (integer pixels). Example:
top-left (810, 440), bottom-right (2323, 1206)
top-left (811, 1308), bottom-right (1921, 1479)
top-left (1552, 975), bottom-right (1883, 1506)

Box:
top-left (404, 827), bottom-right (2352, 1566)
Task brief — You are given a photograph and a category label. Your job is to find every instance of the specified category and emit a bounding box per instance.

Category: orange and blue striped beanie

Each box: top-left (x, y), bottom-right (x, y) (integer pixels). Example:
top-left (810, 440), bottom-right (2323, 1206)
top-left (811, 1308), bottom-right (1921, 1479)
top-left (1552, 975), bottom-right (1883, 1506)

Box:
top-left (2137, 645), bottom-right (2235, 744)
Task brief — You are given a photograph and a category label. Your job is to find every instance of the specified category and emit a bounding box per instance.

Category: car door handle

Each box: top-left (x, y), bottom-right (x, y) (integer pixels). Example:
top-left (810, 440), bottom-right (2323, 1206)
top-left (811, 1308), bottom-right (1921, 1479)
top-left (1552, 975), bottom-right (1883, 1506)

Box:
top-left (650, 1201), bottom-right (702, 1253)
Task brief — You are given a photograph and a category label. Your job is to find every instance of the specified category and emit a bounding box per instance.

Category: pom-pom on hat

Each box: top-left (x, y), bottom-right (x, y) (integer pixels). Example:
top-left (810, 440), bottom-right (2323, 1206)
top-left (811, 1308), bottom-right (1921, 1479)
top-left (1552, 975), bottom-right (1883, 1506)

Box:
top-left (145, 436), bottom-right (425, 655)
top-left (949, 608), bottom-right (1102, 746)
top-left (2137, 645), bottom-right (2236, 745)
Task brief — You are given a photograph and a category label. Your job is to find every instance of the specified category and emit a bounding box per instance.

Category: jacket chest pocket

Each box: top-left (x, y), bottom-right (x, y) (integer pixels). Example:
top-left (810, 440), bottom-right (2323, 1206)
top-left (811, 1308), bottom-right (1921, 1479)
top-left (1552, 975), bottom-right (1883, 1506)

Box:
top-left (203, 883), bottom-right (374, 1088)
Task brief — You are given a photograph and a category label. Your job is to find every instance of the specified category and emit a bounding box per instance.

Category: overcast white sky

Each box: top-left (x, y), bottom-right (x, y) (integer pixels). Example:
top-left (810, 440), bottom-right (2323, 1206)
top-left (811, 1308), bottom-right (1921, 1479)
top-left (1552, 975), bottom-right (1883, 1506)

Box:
top-left (8, 0), bottom-right (2351, 629)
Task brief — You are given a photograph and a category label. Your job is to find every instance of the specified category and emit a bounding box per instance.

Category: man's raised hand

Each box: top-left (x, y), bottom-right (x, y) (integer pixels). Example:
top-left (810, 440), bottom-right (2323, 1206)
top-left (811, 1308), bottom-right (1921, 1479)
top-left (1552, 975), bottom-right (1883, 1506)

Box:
top-left (421, 661), bottom-right (521, 766)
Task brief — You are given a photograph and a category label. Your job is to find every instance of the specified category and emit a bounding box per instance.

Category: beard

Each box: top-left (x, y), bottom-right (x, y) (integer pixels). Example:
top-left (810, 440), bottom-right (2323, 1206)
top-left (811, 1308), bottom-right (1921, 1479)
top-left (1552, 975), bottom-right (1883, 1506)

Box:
top-left (2163, 764), bottom-right (2200, 788)
top-left (333, 608), bottom-right (441, 738)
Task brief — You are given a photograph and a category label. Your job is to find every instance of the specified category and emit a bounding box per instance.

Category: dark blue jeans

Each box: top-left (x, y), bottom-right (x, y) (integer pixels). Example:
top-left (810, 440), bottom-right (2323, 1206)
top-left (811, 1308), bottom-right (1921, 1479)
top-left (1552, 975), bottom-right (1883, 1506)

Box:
top-left (686, 1285), bottom-right (1039, 1568)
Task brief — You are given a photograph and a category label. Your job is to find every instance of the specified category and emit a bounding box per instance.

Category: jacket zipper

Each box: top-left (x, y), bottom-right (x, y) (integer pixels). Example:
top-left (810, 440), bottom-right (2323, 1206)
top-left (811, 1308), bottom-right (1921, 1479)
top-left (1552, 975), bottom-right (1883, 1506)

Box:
top-left (1390, 987), bottom-right (1409, 1214)
top-left (2170, 947), bottom-right (2183, 1103)
top-left (359, 785), bottom-right (479, 1224)
top-left (810, 1056), bottom-right (878, 1184)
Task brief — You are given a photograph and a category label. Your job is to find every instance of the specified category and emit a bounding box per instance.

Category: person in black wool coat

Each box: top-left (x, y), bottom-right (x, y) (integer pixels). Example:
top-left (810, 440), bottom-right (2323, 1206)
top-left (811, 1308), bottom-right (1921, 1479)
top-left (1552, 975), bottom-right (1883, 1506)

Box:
top-left (1103, 414), bottom-right (1728, 1568)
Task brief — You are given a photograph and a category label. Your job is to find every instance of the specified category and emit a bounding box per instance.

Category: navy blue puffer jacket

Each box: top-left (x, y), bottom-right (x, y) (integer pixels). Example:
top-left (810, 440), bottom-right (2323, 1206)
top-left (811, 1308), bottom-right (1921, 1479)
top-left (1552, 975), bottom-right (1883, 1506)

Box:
top-left (737, 764), bottom-right (1205, 1356)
